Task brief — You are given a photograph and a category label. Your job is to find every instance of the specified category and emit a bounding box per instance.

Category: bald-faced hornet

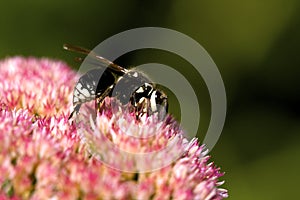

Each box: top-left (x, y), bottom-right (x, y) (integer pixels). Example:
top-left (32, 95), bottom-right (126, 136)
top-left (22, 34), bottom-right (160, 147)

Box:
top-left (64, 44), bottom-right (168, 120)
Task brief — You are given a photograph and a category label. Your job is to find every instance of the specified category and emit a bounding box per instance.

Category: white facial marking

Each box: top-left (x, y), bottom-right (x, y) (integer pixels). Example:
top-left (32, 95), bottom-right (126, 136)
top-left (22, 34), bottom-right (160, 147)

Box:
top-left (136, 87), bottom-right (144, 93)
top-left (150, 91), bottom-right (157, 112)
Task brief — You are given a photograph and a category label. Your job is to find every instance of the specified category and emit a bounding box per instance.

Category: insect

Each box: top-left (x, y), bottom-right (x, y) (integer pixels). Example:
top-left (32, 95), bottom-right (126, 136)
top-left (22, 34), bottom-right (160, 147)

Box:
top-left (64, 44), bottom-right (168, 120)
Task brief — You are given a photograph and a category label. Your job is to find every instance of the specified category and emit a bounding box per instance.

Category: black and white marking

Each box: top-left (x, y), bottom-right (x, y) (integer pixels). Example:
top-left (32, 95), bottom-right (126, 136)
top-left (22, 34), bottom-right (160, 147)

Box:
top-left (64, 44), bottom-right (168, 120)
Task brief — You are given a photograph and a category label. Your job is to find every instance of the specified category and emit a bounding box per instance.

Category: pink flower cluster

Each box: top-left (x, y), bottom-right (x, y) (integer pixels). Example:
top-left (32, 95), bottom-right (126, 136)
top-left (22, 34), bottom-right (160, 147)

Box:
top-left (0, 57), bottom-right (228, 199)
top-left (0, 57), bottom-right (77, 117)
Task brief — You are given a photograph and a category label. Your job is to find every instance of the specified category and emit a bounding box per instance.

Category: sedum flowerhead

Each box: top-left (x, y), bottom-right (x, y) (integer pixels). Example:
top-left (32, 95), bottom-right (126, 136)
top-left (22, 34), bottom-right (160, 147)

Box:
top-left (0, 57), bottom-right (78, 117)
top-left (0, 57), bottom-right (228, 199)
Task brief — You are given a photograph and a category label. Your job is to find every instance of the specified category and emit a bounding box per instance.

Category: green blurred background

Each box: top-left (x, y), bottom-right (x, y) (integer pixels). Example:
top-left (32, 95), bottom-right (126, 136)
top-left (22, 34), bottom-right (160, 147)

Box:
top-left (1, 1), bottom-right (300, 199)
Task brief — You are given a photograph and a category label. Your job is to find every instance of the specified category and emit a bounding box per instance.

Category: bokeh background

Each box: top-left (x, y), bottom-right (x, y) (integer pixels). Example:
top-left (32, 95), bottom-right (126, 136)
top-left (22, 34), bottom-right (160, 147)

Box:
top-left (1, 1), bottom-right (299, 199)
